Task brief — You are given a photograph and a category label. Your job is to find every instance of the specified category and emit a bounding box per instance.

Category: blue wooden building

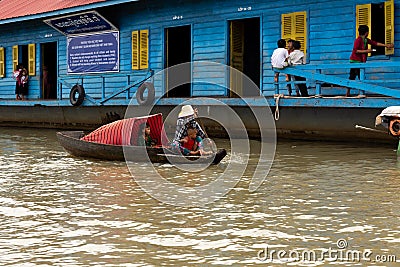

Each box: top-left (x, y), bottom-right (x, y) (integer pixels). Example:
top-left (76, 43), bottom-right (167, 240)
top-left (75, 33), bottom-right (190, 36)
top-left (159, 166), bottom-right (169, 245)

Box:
top-left (0, 0), bottom-right (399, 140)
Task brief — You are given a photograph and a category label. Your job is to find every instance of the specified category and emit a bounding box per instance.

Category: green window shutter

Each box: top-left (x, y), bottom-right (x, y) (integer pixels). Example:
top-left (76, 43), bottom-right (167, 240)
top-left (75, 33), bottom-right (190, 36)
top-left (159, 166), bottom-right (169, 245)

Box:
top-left (356, 4), bottom-right (371, 56)
top-left (132, 30), bottom-right (139, 70)
top-left (0, 47), bottom-right (4, 77)
top-left (28, 44), bottom-right (35, 76)
top-left (12, 45), bottom-right (18, 72)
top-left (140, 29), bottom-right (149, 69)
top-left (384, 0), bottom-right (394, 55)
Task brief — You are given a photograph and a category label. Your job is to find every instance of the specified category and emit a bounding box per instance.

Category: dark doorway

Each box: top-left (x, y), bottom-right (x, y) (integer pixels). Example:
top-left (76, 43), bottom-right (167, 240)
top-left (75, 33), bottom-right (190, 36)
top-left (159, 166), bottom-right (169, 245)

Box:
top-left (20, 45), bottom-right (29, 71)
top-left (41, 42), bottom-right (57, 99)
top-left (371, 3), bottom-right (385, 56)
top-left (165, 25), bottom-right (191, 97)
top-left (229, 17), bottom-right (260, 97)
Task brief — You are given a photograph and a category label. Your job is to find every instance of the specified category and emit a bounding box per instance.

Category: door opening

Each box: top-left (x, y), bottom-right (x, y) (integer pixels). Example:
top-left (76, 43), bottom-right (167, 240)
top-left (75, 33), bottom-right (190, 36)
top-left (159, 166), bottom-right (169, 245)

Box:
top-left (371, 3), bottom-right (385, 56)
top-left (20, 45), bottom-right (28, 71)
top-left (165, 25), bottom-right (191, 97)
top-left (229, 17), bottom-right (260, 97)
top-left (41, 42), bottom-right (57, 99)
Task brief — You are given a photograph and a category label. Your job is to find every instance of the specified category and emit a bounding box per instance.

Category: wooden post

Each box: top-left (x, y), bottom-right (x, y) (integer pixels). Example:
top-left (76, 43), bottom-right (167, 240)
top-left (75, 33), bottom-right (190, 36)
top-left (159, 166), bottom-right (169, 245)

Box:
top-left (274, 71), bottom-right (279, 95)
top-left (127, 75), bottom-right (131, 99)
top-left (315, 69), bottom-right (322, 97)
top-left (101, 76), bottom-right (105, 100)
top-left (59, 82), bottom-right (62, 100)
top-left (359, 68), bottom-right (366, 96)
top-left (397, 138), bottom-right (400, 157)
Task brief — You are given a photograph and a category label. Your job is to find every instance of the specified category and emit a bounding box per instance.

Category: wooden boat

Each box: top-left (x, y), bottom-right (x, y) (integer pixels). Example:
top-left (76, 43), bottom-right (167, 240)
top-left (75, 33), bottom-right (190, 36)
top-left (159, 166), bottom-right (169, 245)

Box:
top-left (56, 131), bottom-right (226, 164)
top-left (56, 113), bottom-right (226, 164)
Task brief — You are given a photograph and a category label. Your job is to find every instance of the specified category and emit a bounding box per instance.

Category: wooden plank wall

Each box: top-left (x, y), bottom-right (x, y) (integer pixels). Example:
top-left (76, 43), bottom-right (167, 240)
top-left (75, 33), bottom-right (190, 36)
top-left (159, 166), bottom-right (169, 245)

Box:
top-left (0, 0), bottom-right (398, 100)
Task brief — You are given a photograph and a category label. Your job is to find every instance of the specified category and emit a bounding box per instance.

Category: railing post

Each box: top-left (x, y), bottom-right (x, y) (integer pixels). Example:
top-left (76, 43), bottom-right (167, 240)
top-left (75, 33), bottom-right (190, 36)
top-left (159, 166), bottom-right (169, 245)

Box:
top-left (101, 76), bottom-right (105, 100)
top-left (274, 71), bottom-right (279, 95)
top-left (315, 69), bottom-right (322, 97)
top-left (359, 68), bottom-right (366, 96)
top-left (289, 76), bottom-right (295, 95)
top-left (59, 82), bottom-right (62, 100)
top-left (127, 75), bottom-right (131, 99)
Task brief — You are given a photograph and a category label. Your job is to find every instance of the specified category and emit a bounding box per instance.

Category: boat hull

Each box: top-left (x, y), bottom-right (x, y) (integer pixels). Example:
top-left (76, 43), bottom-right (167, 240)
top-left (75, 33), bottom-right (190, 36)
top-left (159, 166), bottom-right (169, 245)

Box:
top-left (56, 131), bottom-right (227, 164)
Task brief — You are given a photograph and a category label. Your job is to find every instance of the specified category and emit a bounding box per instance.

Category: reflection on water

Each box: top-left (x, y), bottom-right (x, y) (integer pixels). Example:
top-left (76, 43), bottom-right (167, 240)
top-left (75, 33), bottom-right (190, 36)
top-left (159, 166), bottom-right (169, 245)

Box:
top-left (0, 127), bottom-right (399, 266)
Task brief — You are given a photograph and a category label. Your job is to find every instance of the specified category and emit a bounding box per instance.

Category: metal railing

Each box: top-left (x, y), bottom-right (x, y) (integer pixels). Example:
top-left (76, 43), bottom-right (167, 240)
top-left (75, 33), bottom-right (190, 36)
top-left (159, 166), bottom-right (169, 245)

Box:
top-left (58, 70), bottom-right (154, 105)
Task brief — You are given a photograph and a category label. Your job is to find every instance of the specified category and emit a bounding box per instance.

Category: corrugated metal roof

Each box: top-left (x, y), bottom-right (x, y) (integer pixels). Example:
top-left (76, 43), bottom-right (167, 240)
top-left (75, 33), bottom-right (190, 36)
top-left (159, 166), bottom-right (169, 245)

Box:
top-left (0, 0), bottom-right (108, 21)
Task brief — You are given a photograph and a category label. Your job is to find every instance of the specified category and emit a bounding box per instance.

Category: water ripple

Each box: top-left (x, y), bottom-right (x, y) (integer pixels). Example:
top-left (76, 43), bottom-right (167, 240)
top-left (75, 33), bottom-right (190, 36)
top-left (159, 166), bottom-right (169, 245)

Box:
top-left (0, 129), bottom-right (399, 266)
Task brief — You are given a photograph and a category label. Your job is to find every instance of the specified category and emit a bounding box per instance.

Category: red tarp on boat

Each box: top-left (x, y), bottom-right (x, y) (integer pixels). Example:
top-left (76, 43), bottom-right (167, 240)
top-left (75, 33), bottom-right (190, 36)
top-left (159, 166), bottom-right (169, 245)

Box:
top-left (81, 113), bottom-right (168, 146)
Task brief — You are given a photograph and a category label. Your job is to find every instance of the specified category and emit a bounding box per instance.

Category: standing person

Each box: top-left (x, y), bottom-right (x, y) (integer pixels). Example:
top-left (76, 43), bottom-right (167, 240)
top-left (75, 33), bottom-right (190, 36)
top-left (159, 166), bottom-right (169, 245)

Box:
top-left (172, 105), bottom-right (206, 155)
top-left (347, 25), bottom-right (394, 96)
top-left (13, 64), bottom-right (22, 100)
top-left (271, 39), bottom-right (289, 84)
top-left (19, 68), bottom-right (29, 100)
top-left (284, 41), bottom-right (309, 97)
top-left (286, 39), bottom-right (295, 96)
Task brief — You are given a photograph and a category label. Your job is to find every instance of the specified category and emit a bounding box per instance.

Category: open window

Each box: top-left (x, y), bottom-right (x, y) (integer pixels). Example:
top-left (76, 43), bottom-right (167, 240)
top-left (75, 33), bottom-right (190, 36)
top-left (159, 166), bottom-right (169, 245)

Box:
top-left (356, 0), bottom-right (394, 56)
top-left (12, 44), bottom-right (36, 75)
top-left (281, 11), bottom-right (307, 57)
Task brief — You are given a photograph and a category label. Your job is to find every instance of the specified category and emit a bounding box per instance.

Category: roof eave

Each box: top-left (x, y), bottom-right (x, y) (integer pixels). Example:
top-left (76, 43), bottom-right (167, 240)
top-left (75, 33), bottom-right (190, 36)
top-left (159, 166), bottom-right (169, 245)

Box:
top-left (0, 0), bottom-right (139, 25)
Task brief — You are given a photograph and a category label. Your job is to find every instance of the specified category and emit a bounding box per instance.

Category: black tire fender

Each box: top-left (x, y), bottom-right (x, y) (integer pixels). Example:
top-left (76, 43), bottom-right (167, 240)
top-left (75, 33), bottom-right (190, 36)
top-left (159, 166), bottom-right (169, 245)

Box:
top-left (70, 85), bottom-right (85, 106)
top-left (136, 82), bottom-right (155, 106)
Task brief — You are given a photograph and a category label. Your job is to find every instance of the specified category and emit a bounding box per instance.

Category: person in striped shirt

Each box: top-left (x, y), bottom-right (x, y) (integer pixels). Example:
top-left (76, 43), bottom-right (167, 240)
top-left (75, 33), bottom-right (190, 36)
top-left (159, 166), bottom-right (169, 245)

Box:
top-left (172, 105), bottom-right (206, 155)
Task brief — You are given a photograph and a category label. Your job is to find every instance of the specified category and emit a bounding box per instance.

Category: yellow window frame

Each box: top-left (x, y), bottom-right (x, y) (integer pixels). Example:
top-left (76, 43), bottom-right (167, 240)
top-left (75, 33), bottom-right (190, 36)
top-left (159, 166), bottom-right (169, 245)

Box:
top-left (384, 0), bottom-right (394, 55)
top-left (12, 45), bottom-right (18, 72)
top-left (356, 1), bottom-right (394, 56)
top-left (356, 4), bottom-right (372, 56)
top-left (28, 44), bottom-right (36, 76)
top-left (0, 47), bottom-right (4, 78)
top-left (132, 29), bottom-right (149, 70)
top-left (281, 11), bottom-right (307, 56)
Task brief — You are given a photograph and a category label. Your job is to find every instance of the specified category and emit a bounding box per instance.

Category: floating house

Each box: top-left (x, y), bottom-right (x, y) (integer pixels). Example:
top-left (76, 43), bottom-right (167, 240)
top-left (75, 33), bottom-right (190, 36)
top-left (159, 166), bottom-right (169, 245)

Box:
top-left (0, 0), bottom-right (399, 141)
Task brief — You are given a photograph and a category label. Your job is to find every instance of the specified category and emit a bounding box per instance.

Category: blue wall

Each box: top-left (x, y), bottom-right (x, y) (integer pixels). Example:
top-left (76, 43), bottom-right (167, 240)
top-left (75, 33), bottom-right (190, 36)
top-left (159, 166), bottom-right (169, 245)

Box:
top-left (0, 0), bottom-right (399, 101)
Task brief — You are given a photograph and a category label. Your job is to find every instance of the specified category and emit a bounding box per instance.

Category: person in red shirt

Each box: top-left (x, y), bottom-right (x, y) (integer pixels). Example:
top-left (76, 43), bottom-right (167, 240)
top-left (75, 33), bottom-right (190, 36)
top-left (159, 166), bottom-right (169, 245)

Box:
top-left (180, 126), bottom-right (202, 155)
top-left (347, 25), bottom-right (394, 96)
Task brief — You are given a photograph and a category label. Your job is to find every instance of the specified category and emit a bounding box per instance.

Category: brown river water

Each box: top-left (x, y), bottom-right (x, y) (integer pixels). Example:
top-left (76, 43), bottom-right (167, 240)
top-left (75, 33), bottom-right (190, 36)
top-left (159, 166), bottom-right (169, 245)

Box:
top-left (0, 127), bottom-right (399, 266)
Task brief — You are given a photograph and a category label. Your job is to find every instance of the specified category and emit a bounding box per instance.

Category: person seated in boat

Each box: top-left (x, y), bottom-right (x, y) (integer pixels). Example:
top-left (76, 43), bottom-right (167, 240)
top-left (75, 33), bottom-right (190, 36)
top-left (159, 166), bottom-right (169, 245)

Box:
top-left (180, 126), bottom-right (203, 156)
top-left (172, 105), bottom-right (207, 154)
top-left (137, 122), bottom-right (154, 146)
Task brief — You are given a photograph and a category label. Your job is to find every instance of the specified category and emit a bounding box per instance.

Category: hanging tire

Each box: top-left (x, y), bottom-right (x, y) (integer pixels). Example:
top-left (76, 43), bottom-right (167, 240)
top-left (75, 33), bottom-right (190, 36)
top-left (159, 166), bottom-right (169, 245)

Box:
top-left (70, 85), bottom-right (85, 106)
top-left (389, 119), bottom-right (400, 136)
top-left (136, 82), bottom-right (155, 106)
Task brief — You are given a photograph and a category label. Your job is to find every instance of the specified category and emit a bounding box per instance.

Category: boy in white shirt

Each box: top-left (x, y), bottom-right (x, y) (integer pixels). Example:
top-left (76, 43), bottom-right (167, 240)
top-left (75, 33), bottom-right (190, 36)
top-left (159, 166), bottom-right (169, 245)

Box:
top-left (283, 41), bottom-right (308, 96)
top-left (271, 39), bottom-right (289, 83)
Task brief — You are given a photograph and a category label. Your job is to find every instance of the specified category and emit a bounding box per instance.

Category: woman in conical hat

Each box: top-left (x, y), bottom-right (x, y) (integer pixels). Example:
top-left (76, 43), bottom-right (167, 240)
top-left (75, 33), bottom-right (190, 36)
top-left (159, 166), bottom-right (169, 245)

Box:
top-left (172, 105), bottom-right (206, 154)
